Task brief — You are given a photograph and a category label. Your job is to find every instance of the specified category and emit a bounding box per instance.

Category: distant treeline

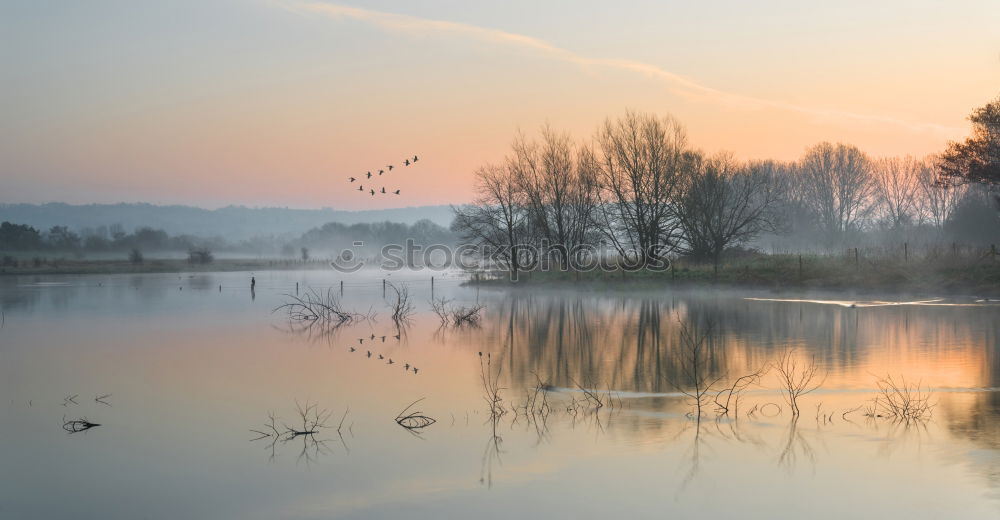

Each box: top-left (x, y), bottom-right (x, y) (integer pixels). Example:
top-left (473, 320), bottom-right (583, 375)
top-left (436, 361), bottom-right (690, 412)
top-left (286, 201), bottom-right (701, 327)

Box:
top-left (453, 98), bottom-right (1000, 275)
top-left (287, 219), bottom-right (457, 256)
top-left (0, 219), bottom-right (456, 258)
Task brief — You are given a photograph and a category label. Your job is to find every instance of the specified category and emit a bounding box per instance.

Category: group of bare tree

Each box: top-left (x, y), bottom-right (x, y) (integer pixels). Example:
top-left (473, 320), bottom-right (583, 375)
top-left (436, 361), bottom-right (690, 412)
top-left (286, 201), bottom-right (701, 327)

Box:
top-left (453, 103), bottom-right (999, 274)
top-left (453, 112), bottom-right (788, 273)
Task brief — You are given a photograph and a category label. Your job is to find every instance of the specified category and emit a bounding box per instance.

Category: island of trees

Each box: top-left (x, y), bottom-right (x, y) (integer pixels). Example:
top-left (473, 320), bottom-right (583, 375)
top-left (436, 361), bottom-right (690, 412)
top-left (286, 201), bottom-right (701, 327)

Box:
top-left (452, 96), bottom-right (1000, 290)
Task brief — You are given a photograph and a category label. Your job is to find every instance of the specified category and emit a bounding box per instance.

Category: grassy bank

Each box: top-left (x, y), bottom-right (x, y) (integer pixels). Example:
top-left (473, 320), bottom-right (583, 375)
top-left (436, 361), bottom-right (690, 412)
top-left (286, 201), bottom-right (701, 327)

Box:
top-left (471, 253), bottom-right (1000, 295)
top-left (0, 257), bottom-right (332, 276)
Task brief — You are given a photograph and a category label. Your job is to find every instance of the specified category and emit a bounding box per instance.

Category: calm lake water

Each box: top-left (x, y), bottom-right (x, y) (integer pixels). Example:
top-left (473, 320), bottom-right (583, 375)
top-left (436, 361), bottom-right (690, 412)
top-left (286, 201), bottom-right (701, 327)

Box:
top-left (1, 270), bottom-right (999, 519)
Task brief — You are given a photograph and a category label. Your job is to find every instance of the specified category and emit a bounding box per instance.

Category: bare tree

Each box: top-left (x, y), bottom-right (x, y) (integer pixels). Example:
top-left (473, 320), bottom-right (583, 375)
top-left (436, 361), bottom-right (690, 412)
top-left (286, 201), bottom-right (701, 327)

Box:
top-left (452, 163), bottom-right (528, 279)
top-left (797, 142), bottom-right (875, 242)
top-left (872, 156), bottom-right (922, 229)
top-left (674, 153), bottom-right (779, 273)
top-left (917, 157), bottom-right (967, 228)
top-left (594, 111), bottom-right (694, 267)
top-left (514, 126), bottom-right (599, 268)
top-left (774, 350), bottom-right (825, 417)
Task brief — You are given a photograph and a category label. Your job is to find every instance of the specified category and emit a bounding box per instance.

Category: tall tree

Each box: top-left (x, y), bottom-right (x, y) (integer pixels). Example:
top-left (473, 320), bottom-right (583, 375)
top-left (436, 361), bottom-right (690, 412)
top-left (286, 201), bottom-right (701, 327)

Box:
top-left (797, 142), bottom-right (875, 242)
top-left (939, 96), bottom-right (1000, 187)
top-left (451, 163), bottom-right (528, 279)
top-left (594, 111), bottom-right (694, 267)
top-left (916, 157), bottom-right (966, 228)
top-left (513, 126), bottom-right (599, 268)
top-left (674, 154), bottom-right (779, 273)
top-left (872, 156), bottom-right (922, 229)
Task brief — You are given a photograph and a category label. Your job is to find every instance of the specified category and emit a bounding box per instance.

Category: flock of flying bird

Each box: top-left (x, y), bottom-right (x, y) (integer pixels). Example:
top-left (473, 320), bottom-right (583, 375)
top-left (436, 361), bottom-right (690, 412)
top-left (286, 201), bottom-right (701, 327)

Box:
top-left (350, 154), bottom-right (419, 197)
top-left (350, 334), bottom-right (419, 374)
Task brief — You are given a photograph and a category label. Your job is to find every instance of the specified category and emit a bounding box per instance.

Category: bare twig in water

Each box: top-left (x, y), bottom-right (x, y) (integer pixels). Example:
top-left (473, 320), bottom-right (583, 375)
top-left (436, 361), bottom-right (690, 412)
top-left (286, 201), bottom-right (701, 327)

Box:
top-left (62, 415), bottom-right (100, 433)
top-left (430, 297), bottom-right (453, 325)
top-left (249, 401), bottom-right (340, 464)
top-left (865, 374), bottom-right (935, 423)
top-left (430, 298), bottom-right (485, 328)
top-left (385, 282), bottom-right (415, 324)
top-left (670, 319), bottom-right (725, 423)
top-left (714, 364), bottom-right (770, 416)
top-left (273, 287), bottom-right (369, 328)
top-left (395, 398), bottom-right (437, 433)
top-left (62, 394), bottom-right (78, 407)
top-left (452, 304), bottom-right (485, 327)
top-left (94, 394), bottom-right (112, 406)
top-left (774, 349), bottom-right (825, 416)
top-left (479, 353), bottom-right (506, 419)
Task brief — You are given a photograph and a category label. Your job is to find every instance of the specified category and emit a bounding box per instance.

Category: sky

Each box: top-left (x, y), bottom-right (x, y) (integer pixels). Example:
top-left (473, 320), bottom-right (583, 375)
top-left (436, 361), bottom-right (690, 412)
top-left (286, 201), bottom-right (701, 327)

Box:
top-left (1, 0), bottom-right (998, 210)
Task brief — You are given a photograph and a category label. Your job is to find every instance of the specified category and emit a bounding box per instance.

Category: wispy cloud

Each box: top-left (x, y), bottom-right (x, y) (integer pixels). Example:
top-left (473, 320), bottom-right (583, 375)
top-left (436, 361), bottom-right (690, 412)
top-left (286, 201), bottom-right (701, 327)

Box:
top-left (277, 0), bottom-right (963, 138)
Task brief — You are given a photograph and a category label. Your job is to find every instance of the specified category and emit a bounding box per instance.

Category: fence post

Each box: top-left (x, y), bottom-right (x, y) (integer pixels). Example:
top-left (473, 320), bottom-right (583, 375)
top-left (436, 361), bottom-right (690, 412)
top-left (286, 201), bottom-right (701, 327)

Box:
top-left (383, 278), bottom-right (386, 297)
top-left (798, 254), bottom-right (802, 280)
top-left (904, 242), bottom-right (908, 262)
top-left (855, 247), bottom-right (859, 266)
top-left (340, 280), bottom-right (343, 296)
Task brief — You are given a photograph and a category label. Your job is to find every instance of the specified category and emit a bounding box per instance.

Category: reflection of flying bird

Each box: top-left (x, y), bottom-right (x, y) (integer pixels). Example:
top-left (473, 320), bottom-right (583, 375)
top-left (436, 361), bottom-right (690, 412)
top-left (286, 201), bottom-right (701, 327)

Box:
top-left (404, 363), bottom-right (410, 370)
top-left (370, 334), bottom-right (376, 340)
top-left (349, 347), bottom-right (356, 352)
top-left (394, 334), bottom-right (401, 340)
top-left (358, 338), bottom-right (364, 344)
top-left (380, 187), bottom-right (386, 194)
top-left (413, 367), bottom-right (419, 374)
top-left (378, 354), bottom-right (384, 360)
top-left (387, 358), bottom-right (394, 365)
top-left (366, 350), bottom-right (371, 358)
top-left (380, 335), bottom-right (386, 342)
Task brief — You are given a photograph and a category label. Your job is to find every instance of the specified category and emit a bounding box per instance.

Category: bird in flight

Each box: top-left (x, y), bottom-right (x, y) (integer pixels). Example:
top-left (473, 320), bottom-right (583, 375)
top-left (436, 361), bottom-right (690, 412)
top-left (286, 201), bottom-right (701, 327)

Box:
top-left (366, 171), bottom-right (372, 179)
top-left (387, 358), bottom-right (394, 365)
top-left (367, 350), bottom-right (372, 358)
top-left (378, 354), bottom-right (384, 360)
top-left (358, 185), bottom-right (364, 191)
top-left (370, 189), bottom-right (375, 196)
top-left (404, 159), bottom-right (410, 166)
top-left (380, 187), bottom-right (386, 194)
top-left (387, 165), bottom-right (394, 171)
top-left (349, 176), bottom-right (356, 182)
top-left (393, 189), bottom-right (400, 195)
top-left (413, 155), bottom-right (418, 162)
top-left (378, 169), bottom-right (384, 175)
top-left (349, 347), bottom-right (356, 352)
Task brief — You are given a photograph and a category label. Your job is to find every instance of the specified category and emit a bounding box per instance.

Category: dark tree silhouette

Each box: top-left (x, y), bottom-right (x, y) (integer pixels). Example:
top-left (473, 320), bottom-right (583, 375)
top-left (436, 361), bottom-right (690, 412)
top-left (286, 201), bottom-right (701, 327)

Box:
top-left (939, 96), bottom-right (1000, 188)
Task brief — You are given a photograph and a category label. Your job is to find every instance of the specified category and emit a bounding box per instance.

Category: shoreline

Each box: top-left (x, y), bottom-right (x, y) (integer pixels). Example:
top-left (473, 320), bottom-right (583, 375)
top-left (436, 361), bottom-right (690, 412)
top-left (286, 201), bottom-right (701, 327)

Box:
top-left (2, 255), bottom-right (998, 297)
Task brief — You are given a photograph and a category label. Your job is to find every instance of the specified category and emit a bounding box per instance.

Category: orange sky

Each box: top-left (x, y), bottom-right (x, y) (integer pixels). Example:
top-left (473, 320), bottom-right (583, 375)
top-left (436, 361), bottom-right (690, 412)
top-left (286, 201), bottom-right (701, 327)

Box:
top-left (1, 0), bottom-right (998, 209)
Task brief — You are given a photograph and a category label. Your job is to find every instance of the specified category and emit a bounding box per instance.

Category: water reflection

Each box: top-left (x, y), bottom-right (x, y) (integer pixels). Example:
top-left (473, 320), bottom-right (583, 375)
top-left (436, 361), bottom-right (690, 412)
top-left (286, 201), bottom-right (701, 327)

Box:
top-left (2, 273), bottom-right (1000, 518)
